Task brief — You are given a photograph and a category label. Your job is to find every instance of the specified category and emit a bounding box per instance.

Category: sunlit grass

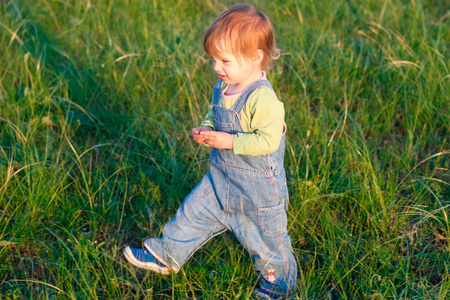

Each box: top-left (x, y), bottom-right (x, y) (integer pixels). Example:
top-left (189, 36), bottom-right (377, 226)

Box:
top-left (0, 0), bottom-right (449, 298)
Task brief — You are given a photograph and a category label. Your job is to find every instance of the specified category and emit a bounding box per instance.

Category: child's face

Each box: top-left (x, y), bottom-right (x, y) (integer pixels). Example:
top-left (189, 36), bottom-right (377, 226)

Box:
top-left (211, 47), bottom-right (262, 93)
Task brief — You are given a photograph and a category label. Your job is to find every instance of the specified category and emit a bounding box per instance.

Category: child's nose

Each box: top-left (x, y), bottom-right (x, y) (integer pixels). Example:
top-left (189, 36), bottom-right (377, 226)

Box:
top-left (213, 62), bottom-right (221, 72)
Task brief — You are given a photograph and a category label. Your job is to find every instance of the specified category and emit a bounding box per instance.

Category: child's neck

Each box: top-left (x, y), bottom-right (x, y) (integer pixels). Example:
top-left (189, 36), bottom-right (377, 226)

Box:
top-left (225, 69), bottom-right (264, 95)
top-left (223, 71), bottom-right (266, 98)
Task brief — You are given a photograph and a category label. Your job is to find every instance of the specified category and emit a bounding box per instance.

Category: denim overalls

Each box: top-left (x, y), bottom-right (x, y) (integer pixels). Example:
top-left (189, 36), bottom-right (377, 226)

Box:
top-left (145, 79), bottom-right (298, 296)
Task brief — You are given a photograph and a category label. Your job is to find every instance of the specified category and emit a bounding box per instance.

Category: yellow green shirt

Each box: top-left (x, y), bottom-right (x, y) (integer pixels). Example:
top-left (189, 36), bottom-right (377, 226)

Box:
top-left (200, 83), bottom-right (285, 155)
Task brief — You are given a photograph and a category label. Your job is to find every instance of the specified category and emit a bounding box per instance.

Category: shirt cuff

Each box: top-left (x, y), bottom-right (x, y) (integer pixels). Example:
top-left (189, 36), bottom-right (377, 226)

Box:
top-left (232, 133), bottom-right (246, 154)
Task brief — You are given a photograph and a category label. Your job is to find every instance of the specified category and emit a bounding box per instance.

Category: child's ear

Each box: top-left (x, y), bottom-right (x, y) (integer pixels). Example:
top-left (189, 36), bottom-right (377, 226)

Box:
top-left (252, 49), bottom-right (264, 65)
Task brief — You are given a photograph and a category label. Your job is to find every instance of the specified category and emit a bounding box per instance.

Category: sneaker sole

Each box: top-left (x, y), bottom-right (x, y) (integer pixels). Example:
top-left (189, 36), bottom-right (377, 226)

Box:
top-left (123, 246), bottom-right (171, 275)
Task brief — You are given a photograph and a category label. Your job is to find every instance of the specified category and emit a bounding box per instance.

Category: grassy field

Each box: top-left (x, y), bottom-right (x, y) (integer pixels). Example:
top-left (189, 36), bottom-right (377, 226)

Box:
top-left (0, 0), bottom-right (449, 299)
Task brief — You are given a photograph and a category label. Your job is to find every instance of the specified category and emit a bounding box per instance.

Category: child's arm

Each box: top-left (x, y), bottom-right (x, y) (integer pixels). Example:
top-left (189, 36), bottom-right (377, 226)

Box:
top-left (199, 103), bottom-right (215, 130)
top-left (200, 131), bottom-right (234, 149)
top-left (200, 88), bottom-right (283, 153)
top-left (193, 102), bottom-right (234, 148)
top-left (191, 99), bottom-right (215, 145)
top-left (196, 88), bottom-right (283, 153)
top-left (232, 88), bottom-right (284, 155)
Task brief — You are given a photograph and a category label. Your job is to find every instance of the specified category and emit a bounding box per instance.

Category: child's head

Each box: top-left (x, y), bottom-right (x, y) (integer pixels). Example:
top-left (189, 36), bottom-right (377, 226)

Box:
top-left (204, 5), bottom-right (280, 68)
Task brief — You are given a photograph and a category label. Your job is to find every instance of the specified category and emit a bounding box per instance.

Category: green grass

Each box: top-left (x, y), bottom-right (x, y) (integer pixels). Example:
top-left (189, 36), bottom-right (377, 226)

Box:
top-left (0, 0), bottom-right (449, 299)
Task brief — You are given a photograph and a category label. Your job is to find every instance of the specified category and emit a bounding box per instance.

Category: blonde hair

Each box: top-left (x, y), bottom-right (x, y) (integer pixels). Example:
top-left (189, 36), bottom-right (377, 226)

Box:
top-left (204, 4), bottom-right (280, 68)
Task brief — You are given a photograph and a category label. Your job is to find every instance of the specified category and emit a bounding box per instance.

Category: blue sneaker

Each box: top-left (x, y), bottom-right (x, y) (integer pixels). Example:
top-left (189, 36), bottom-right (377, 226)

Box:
top-left (123, 246), bottom-right (171, 275)
top-left (253, 287), bottom-right (289, 299)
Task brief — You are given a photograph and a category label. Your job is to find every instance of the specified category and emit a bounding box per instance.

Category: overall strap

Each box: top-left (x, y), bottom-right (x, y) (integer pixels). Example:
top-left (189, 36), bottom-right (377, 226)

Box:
top-left (212, 80), bottom-right (223, 105)
top-left (231, 79), bottom-right (274, 115)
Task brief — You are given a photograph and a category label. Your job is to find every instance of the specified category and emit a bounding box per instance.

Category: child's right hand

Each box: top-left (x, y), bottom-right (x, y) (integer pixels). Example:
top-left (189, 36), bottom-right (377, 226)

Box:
top-left (191, 127), bottom-right (213, 144)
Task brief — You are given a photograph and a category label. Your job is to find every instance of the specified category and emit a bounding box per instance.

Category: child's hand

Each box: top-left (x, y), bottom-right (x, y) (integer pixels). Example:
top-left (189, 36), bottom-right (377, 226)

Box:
top-left (200, 131), bottom-right (234, 150)
top-left (192, 127), bottom-right (213, 144)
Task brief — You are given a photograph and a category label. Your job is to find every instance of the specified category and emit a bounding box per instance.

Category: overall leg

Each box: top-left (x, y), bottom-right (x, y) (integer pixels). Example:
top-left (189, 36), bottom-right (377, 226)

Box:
top-left (232, 208), bottom-right (297, 297)
top-left (227, 170), bottom-right (297, 297)
top-left (127, 173), bottom-right (228, 272)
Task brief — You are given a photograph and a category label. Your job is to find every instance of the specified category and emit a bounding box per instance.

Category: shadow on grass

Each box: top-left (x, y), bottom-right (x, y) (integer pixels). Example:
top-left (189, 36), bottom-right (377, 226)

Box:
top-left (5, 0), bottom-right (135, 141)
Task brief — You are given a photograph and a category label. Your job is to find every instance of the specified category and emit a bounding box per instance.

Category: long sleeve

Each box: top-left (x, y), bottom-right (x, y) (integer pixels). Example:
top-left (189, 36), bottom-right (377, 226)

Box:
top-left (200, 104), bottom-right (215, 130)
top-left (232, 87), bottom-right (284, 155)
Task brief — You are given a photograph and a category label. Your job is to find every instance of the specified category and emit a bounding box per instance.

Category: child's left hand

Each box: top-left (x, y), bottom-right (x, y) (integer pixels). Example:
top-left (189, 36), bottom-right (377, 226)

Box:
top-left (200, 131), bottom-right (234, 150)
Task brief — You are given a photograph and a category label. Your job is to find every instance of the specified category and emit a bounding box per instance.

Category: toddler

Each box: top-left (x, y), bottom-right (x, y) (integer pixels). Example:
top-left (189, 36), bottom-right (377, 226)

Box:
top-left (124, 4), bottom-right (297, 299)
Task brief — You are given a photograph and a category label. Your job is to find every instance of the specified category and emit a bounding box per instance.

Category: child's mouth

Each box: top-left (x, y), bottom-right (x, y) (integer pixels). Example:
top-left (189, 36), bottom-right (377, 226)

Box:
top-left (218, 74), bottom-right (226, 79)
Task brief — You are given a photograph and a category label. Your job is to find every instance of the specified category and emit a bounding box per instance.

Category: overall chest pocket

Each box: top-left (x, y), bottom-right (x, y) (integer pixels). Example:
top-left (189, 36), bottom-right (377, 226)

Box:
top-left (215, 120), bottom-right (233, 133)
